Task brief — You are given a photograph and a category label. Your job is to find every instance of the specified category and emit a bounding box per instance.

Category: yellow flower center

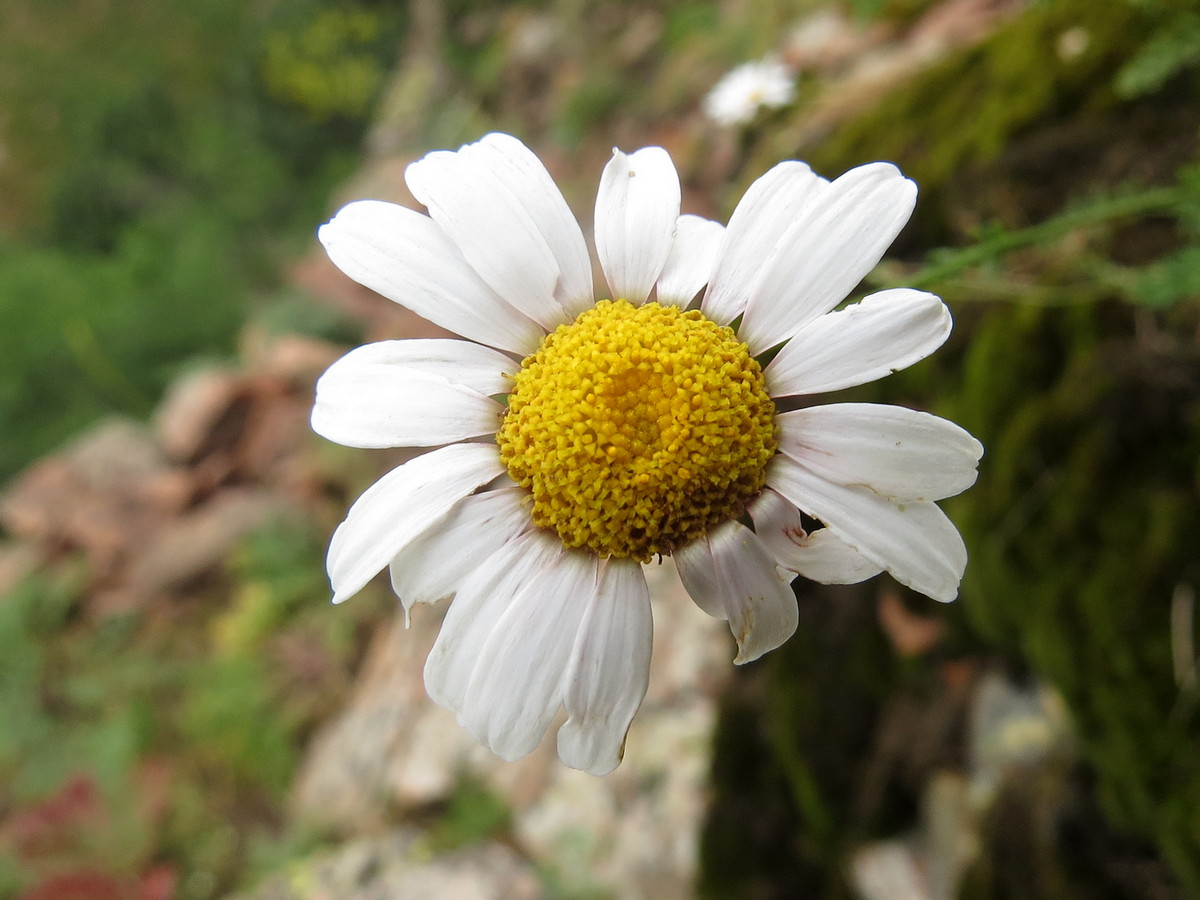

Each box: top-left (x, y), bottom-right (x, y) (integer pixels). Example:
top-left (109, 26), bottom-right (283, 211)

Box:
top-left (497, 299), bottom-right (777, 561)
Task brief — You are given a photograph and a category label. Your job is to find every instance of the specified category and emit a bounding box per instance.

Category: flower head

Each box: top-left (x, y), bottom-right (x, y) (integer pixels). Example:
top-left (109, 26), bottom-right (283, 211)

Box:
top-left (313, 133), bottom-right (982, 774)
top-left (703, 57), bottom-right (796, 127)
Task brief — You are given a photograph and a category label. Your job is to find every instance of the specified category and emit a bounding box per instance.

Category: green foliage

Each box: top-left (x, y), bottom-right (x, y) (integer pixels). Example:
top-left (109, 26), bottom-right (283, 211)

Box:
top-left (873, 166), bottom-right (1200, 311)
top-left (0, 0), bottom-right (386, 483)
top-left (799, 0), bottom-right (1151, 198)
top-left (426, 779), bottom-right (513, 852)
top-left (0, 573), bottom-right (166, 895)
top-left (1115, 8), bottom-right (1200, 98)
top-left (701, 588), bottom-right (899, 898)
top-left (0, 512), bottom-right (364, 897)
top-left (178, 657), bottom-right (299, 798)
top-left (1132, 245), bottom-right (1200, 308)
top-left (555, 68), bottom-right (629, 146)
top-left (660, 2), bottom-right (720, 51)
top-left (0, 230), bottom-right (246, 478)
top-left (944, 297), bottom-right (1200, 891)
top-left (262, 6), bottom-right (398, 121)
top-left (189, 518), bottom-right (361, 799)
top-left (844, 0), bottom-right (888, 20)
top-left (253, 286), bottom-right (365, 346)
top-left (0, 570), bottom-right (82, 800)
top-left (841, 44), bottom-right (1200, 890)
top-left (215, 521), bottom-right (331, 655)
top-left (902, 184), bottom-right (1193, 286)
top-left (841, 0), bottom-right (941, 25)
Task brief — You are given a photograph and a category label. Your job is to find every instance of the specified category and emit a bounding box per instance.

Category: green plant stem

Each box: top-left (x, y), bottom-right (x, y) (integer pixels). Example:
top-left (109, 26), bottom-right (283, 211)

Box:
top-left (888, 185), bottom-right (1190, 291)
top-left (766, 687), bottom-right (834, 842)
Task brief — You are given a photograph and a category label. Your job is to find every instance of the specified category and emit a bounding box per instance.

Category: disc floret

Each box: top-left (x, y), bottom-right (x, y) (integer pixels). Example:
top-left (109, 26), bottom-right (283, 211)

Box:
top-left (497, 299), bottom-right (777, 561)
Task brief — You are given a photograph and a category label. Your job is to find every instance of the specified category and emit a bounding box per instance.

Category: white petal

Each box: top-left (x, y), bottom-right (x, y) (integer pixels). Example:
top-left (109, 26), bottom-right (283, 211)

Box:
top-left (701, 161), bottom-right (827, 325)
top-left (461, 133), bottom-right (595, 317)
top-left (424, 530), bottom-right (563, 712)
top-left (709, 521), bottom-right (799, 664)
top-left (326, 443), bottom-right (504, 604)
top-left (778, 403), bottom-right (983, 502)
top-left (792, 529), bottom-right (888, 584)
top-left (460, 550), bottom-right (600, 761)
top-left (318, 200), bottom-right (542, 355)
top-left (655, 215), bottom-right (725, 308)
top-left (312, 343), bottom-right (503, 449)
top-left (673, 537), bottom-right (728, 620)
top-left (595, 146), bottom-right (681, 304)
top-left (323, 338), bottom-right (516, 395)
top-left (676, 520), bottom-right (798, 664)
top-left (767, 289), bottom-right (952, 396)
top-left (406, 134), bottom-right (584, 330)
top-left (739, 163), bottom-right (917, 355)
top-left (557, 559), bottom-right (653, 775)
top-left (388, 487), bottom-right (530, 616)
top-left (748, 488), bottom-right (883, 584)
top-left (768, 455), bottom-right (967, 603)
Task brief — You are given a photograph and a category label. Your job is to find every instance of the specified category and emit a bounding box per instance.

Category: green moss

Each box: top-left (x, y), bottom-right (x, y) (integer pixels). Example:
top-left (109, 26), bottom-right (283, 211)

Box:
top-left (702, 0), bottom-right (1200, 891)
top-left (781, 0), bottom-right (1153, 197)
top-left (700, 585), bottom-right (898, 899)
top-left (948, 298), bottom-right (1200, 890)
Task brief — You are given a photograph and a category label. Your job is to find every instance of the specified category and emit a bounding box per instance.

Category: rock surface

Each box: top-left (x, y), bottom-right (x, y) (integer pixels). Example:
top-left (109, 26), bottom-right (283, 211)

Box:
top-left (0, 333), bottom-right (330, 616)
top-left (293, 558), bottom-right (734, 900)
top-left (230, 830), bottom-right (544, 900)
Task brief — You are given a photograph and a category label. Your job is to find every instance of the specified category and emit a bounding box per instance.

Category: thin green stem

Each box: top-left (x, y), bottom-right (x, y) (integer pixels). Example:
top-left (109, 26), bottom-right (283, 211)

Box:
top-left (882, 185), bottom-right (1190, 291)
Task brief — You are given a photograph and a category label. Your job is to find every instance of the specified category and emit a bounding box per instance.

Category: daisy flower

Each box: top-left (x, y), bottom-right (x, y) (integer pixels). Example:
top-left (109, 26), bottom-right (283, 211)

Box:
top-left (312, 133), bottom-right (981, 775)
top-left (703, 57), bottom-right (796, 127)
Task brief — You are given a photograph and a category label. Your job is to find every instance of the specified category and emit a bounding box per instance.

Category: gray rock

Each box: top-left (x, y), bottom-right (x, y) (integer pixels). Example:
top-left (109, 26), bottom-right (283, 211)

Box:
top-left (125, 488), bottom-right (292, 597)
top-left (292, 558), bottom-right (732, 900)
top-left (155, 367), bottom-right (248, 465)
top-left (230, 830), bottom-right (543, 900)
top-left (0, 418), bottom-right (188, 582)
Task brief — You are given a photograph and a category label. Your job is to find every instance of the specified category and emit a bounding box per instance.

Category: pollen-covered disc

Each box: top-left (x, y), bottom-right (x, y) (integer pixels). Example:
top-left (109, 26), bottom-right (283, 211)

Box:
top-left (498, 299), bottom-right (777, 561)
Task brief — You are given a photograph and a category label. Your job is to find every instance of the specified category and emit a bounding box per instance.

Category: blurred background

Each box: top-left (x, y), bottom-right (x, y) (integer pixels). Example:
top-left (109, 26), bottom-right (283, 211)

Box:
top-left (1, 0), bottom-right (1198, 897)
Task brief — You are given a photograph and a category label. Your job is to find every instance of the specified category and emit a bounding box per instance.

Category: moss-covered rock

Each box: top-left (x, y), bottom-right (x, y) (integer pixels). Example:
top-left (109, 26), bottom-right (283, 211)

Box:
top-left (701, 0), bottom-right (1200, 895)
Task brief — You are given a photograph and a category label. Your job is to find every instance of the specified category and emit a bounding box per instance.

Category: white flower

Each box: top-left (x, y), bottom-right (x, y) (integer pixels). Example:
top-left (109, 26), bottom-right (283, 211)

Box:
top-left (313, 133), bottom-right (982, 775)
top-left (703, 57), bottom-right (796, 127)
